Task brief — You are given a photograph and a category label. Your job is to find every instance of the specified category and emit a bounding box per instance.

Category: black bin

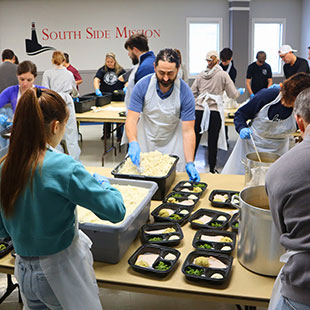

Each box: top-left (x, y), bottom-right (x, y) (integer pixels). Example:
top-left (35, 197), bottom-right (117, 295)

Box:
top-left (83, 92), bottom-right (112, 107)
top-left (74, 96), bottom-right (96, 113)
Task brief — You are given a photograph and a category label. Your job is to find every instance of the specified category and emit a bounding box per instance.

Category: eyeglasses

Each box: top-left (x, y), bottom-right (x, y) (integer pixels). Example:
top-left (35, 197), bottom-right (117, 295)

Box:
top-left (206, 59), bottom-right (212, 62)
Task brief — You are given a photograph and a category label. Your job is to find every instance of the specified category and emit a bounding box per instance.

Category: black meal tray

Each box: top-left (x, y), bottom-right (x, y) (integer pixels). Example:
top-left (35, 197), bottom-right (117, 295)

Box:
top-left (172, 181), bottom-right (208, 198)
top-left (192, 229), bottom-right (236, 255)
top-left (83, 92), bottom-right (112, 107)
top-left (141, 222), bottom-right (183, 246)
top-left (74, 96), bottom-right (96, 113)
top-left (111, 155), bottom-right (179, 201)
top-left (230, 212), bottom-right (240, 233)
top-left (188, 209), bottom-right (231, 230)
top-left (112, 90), bottom-right (125, 101)
top-left (182, 250), bottom-right (233, 284)
top-left (208, 190), bottom-right (240, 208)
top-left (163, 192), bottom-right (200, 209)
top-left (0, 238), bottom-right (13, 258)
top-left (128, 244), bottom-right (180, 277)
top-left (151, 203), bottom-right (192, 226)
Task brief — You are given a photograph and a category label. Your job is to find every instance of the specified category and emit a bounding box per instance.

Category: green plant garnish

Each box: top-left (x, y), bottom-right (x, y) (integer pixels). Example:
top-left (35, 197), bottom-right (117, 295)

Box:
top-left (198, 243), bottom-right (212, 249)
top-left (194, 183), bottom-right (205, 188)
top-left (211, 221), bottom-right (223, 227)
top-left (169, 214), bottom-right (182, 220)
top-left (172, 193), bottom-right (183, 198)
top-left (186, 266), bottom-right (203, 276)
top-left (155, 261), bottom-right (170, 271)
top-left (149, 237), bottom-right (163, 242)
top-left (0, 244), bottom-right (6, 251)
top-left (233, 222), bottom-right (239, 228)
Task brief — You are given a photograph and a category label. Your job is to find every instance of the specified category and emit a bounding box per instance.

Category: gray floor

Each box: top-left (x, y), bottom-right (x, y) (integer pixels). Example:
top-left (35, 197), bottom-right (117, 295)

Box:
top-left (0, 124), bottom-right (267, 309)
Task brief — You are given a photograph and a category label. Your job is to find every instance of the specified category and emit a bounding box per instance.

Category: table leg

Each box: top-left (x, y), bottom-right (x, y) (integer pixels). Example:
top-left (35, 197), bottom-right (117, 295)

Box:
top-left (101, 122), bottom-right (117, 166)
top-left (0, 274), bottom-right (20, 304)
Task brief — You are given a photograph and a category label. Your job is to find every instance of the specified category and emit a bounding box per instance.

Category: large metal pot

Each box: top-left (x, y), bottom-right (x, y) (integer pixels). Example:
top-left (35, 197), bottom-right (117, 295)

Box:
top-left (243, 152), bottom-right (280, 187)
top-left (232, 186), bottom-right (285, 276)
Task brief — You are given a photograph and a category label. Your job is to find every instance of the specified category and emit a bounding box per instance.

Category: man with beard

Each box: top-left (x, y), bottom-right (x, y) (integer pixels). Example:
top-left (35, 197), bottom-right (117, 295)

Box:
top-left (246, 51), bottom-right (272, 98)
top-left (125, 48), bottom-right (200, 182)
top-left (123, 33), bottom-right (155, 109)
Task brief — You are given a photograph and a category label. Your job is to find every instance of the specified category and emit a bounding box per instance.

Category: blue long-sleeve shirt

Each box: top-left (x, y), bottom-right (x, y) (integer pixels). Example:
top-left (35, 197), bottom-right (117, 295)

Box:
top-left (234, 88), bottom-right (293, 133)
top-left (0, 148), bottom-right (125, 256)
top-left (135, 51), bottom-right (155, 84)
top-left (0, 85), bottom-right (44, 113)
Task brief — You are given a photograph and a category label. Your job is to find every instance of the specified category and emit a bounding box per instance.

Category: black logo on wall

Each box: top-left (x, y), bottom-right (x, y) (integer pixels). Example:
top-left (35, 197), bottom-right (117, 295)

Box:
top-left (25, 22), bottom-right (55, 55)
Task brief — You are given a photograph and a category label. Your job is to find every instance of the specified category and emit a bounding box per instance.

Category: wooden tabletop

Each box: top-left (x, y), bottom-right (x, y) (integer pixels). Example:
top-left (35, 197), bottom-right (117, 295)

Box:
top-left (0, 168), bottom-right (275, 307)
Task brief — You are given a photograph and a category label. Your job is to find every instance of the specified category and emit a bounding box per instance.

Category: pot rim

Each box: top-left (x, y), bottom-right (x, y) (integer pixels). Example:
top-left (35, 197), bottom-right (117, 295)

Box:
top-left (239, 185), bottom-right (270, 213)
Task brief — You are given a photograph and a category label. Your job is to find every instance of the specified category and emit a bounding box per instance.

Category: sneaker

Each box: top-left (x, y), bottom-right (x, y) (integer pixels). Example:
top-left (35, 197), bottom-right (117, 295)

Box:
top-left (210, 169), bottom-right (219, 174)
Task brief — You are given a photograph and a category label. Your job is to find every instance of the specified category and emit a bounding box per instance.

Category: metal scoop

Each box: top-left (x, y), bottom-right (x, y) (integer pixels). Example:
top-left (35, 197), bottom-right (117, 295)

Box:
top-left (250, 133), bottom-right (262, 162)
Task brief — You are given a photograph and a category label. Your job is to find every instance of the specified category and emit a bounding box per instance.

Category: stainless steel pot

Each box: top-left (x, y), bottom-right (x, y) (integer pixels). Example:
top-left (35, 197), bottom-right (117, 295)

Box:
top-left (243, 152), bottom-right (280, 187)
top-left (232, 186), bottom-right (285, 276)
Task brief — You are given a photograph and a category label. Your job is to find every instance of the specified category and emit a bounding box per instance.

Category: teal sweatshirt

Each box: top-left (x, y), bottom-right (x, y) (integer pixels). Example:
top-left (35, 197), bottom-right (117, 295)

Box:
top-left (0, 148), bottom-right (126, 256)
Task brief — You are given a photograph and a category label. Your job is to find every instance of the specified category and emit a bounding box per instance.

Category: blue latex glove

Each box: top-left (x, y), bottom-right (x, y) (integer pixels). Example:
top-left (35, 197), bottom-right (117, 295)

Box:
top-left (250, 94), bottom-right (255, 99)
top-left (128, 141), bottom-right (141, 167)
top-left (269, 83), bottom-right (281, 90)
top-left (240, 128), bottom-right (252, 139)
top-left (0, 114), bottom-right (11, 127)
top-left (93, 173), bottom-right (110, 185)
top-left (185, 162), bottom-right (200, 182)
top-left (237, 88), bottom-right (245, 95)
top-left (95, 89), bottom-right (102, 96)
top-left (73, 97), bottom-right (79, 103)
top-left (123, 86), bottom-right (127, 94)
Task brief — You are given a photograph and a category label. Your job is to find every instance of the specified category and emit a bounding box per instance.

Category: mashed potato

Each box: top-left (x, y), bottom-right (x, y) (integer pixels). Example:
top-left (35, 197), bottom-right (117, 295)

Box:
top-left (118, 151), bottom-right (176, 176)
top-left (78, 184), bottom-right (149, 226)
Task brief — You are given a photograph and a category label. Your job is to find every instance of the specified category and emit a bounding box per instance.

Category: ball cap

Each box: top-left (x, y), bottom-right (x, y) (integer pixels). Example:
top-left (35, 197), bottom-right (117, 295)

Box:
top-left (206, 50), bottom-right (219, 60)
top-left (278, 45), bottom-right (297, 56)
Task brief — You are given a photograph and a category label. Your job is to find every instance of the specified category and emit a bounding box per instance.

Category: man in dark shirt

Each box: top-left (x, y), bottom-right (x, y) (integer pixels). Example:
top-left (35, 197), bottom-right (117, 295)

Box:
top-left (219, 48), bottom-right (237, 83)
top-left (0, 49), bottom-right (18, 93)
top-left (63, 53), bottom-right (83, 90)
top-left (246, 51), bottom-right (272, 98)
top-left (279, 44), bottom-right (310, 79)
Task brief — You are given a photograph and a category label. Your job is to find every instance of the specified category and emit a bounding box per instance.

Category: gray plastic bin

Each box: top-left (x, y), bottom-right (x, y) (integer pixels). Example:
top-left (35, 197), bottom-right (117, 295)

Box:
top-left (79, 178), bottom-right (158, 264)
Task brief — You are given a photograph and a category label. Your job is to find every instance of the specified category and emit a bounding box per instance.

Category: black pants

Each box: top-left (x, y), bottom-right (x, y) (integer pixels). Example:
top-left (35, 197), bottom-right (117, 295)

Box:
top-left (103, 123), bottom-right (123, 139)
top-left (194, 110), bottom-right (222, 172)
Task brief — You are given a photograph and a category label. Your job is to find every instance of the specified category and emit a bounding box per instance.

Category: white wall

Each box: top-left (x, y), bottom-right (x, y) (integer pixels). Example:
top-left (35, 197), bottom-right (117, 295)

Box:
top-left (0, 0), bottom-right (229, 72)
top-left (300, 0), bottom-right (310, 59)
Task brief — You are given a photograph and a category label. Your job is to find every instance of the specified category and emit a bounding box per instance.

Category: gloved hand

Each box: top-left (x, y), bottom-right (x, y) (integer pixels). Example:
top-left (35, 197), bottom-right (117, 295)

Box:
top-left (185, 162), bottom-right (200, 182)
top-left (269, 84), bottom-right (281, 90)
top-left (0, 114), bottom-right (11, 127)
top-left (128, 141), bottom-right (141, 167)
top-left (123, 86), bottom-right (127, 94)
top-left (73, 97), bottom-right (79, 103)
top-left (95, 89), bottom-right (102, 96)
top-left (237, 88), bottom-right (245, 95)
top-left (240, 127), bottom-right (252, 139)
top-left (250, 94), bottom-right (255, 99)
top-left (93, 173), bottom-right (110, 185)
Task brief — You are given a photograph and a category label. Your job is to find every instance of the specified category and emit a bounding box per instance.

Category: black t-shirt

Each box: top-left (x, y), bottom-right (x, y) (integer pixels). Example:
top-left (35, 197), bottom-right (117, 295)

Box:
top-left (246, 62), bottom-right (272, 94)
top-left (283, 57), bottom-right (310, 79)
top-left (95, 66), bottom-right (125, 94)
top-left (220, 60), bottom-right (237, 83)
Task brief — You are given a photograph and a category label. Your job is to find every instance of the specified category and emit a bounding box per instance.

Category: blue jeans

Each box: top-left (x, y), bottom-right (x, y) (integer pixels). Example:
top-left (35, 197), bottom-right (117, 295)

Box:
top-left (276, 296), bottom-right (310, 310)
top-left (15, 256), bottom-right (62, 310)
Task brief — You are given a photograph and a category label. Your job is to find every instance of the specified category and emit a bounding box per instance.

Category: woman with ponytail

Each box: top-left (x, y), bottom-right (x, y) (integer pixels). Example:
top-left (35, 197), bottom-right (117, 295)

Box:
top-left (0, 88), bottom-right (125, 309)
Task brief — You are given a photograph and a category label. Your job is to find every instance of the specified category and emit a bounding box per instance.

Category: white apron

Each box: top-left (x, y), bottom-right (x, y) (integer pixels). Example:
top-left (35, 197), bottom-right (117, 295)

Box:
top-left (137, 74), bottom-right (185, 171)
top-left (268, 250), bottom-right (305, 310)
top-left (222, 93), bottom-right (296, 174)
top-left (121, 64), bottom-right (139, 145)
top-left (198, 92), bottom-right (227, 151)
top-left (16, 212), bottom-right (102, 310)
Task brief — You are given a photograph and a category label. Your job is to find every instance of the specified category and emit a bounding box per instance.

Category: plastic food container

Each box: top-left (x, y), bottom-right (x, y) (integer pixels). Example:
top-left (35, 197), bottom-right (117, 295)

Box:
top-left (0, 238), bottom-right (13, 258)
top-left (230, 212), bottom-right (240, 233)
top-left (163, 192), bottom-right (200, 209)
top-left (151, 203), bottom-right (192, 226)
top-left (128, 244), bottom-right (180, 277)
top-left (209, 190), bottom-right (240, 208)
top-left (112, 90), bottom-right (125, 101)
top-left (189, 209), bottom-right (231, 230)
top-left (182, 250), bottom-right (233, 284)
top-left (172, 181), bottom-right (208, 198)
top-left (83, 92), bottom-right (112, 107)
top-left (141, 222), bottom-right (184, 246)
top-left (74, 96), bottom-right (96, 113)
top-left (79, 178), bottom-right (158, 264)
top-left (192, 229), bottom-right (236, 255)
top-left (111, 155), bottom-right (179, 201)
